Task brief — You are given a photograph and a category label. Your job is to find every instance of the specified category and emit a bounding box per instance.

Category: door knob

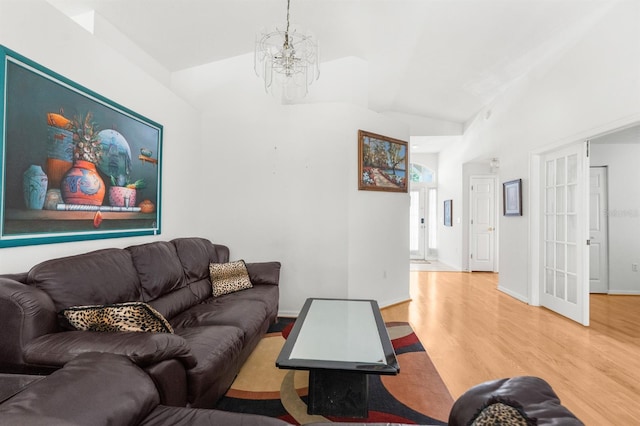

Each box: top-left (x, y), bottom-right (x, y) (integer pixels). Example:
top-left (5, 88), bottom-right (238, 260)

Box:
top-left (488, 227), bottom-right (494, 231)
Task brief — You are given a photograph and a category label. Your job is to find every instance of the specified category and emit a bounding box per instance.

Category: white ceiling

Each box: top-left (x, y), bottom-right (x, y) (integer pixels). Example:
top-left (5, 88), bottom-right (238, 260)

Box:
top-left (47, 0), bottom-right (615, 137)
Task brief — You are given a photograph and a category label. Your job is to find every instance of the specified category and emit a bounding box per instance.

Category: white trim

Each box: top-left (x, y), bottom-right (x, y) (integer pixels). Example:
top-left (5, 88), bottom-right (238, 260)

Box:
top-left (607, 290), bottom-right (640, 296)
top-left (528, 154), bottom-right (541, 306)
top-left (498, 286), bottom-right (529, 304)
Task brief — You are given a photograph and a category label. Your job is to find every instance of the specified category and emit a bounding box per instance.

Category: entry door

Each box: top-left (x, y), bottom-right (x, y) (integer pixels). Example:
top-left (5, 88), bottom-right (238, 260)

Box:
top-left (589, 167), bottom-right (609, 293)
top-left (469, 177), bottom-right (496, 271)
top-left (410, 188), bottom-right (426, 259)
top-left (541, 143), bottom-right (589, 325)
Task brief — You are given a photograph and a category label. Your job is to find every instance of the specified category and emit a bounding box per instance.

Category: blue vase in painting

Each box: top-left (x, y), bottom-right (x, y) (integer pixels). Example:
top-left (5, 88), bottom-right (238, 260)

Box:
top-left (23, 165), bottom-right (48, 210)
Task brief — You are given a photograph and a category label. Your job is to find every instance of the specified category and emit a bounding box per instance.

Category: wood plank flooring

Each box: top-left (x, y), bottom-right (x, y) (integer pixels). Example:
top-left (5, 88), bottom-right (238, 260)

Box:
top-left (381, 271), bottom-right (640, 425)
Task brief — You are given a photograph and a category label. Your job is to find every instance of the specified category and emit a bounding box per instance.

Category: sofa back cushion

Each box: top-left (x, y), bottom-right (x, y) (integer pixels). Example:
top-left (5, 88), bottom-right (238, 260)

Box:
top-left (27, 248), bottom-right (141, 313)
top-left (171, 237), bottom-right (230, 282)
top-left (127, 241), bottom-right (185, 302)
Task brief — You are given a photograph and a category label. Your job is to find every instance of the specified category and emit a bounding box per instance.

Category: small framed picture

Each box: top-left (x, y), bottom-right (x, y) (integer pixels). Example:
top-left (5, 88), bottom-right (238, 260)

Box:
top-left (503, 179), bottom-right (522, 216)
top-left (444, 199), bottom-right (452, 226)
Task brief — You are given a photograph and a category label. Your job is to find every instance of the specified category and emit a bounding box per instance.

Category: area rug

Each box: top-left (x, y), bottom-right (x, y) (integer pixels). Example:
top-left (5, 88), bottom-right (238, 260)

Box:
top-left (215, 319), bottom-right (453, 425)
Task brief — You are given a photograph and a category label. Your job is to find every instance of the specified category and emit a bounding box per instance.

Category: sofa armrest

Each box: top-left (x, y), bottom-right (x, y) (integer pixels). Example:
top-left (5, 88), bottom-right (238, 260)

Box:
top-left (23, 330), bottom-right (197, 369)
top-left (0, 352), bottom-right (159, 426)
top-left (245, 262), bottom-right (281, 286)
top-left (0, 278), bottom-right (58, 369)
top-left (448, 376), bottom-right (584, 426)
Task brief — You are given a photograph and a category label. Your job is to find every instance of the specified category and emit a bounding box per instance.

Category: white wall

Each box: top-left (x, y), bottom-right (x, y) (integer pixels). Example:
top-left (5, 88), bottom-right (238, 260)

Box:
top-left (198, 98), bottom-right (410, 315)
top-left (0, 1), bottom-right (201, 272)
top-left (438, 0), bottom-right (640, 301)
top-left (591, 140), bottom-right (640, 294)
top-left (0, 1), bottom-right (411, 316)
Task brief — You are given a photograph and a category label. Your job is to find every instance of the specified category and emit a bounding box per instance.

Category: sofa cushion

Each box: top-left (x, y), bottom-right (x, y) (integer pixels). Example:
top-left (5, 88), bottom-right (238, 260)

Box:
top-left (170, 298), bottom-right (270, 342)
top-left (172, 237), bottom-right (224, 283)
top-left (173, 326), bottom-right (245, 407)
top-left (128, 241), bottom-right (185, 302)
top-left (203, 284), bottom-right (279, 324)
top-left (63, 302), bottom-right (174, 333)
top-left (149, 279), bottom-right (212, 321)
top-left (27, 248), bottom-right (141, 313)
top-left (209, 260), bottom-right (252, 297)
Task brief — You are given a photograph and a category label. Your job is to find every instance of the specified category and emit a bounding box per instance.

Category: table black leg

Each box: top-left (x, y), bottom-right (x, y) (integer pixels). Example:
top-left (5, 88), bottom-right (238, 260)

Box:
top-left (307, 369), bottom-right (369, 418)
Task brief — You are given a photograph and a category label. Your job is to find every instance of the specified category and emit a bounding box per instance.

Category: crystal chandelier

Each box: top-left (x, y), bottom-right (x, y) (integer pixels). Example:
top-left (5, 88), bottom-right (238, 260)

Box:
top-left (254, 0), bottom-right (319, 101)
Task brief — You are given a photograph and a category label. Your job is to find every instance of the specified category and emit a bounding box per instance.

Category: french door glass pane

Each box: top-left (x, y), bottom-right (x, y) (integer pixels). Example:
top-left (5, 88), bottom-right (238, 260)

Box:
top-left (546, 188), bottom-right (555, 213)
top-left (567, 154), bottom-right (578, 184)
top-left (556, 158), bottom-right (566, 185)
top-left (567, 215), bottom-right (577, 243)
top-left (567, 184), bottom-right (577, 213)
top-left (545, 268), bottom-right (554, 295)
top-left (567, 244), bottom-right (576, 273)
top-left (555, 271), bottom-right (566, 299)
top-left (546, 242), bottom-right (555, 267)
top-left (546, 215), bottom-right (555, 240)
top-left (556, 186), bottom-right (565, 213)
top-left (409, 191), bottom-right (419, 251)
top-left (556, 243), bottom-right (565, 270)
top-left (556, 215), bottom-right (565, 241)
top-left (567, 274), bottom-right (578, 304)
top-left (546, 160), bottom-right (555, 186)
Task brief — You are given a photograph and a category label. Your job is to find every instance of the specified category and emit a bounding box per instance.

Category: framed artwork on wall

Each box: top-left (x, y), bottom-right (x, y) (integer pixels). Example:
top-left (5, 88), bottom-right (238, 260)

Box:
top-left (0, 45), bottom-right (163, 248)
top-left (358, 130), bottom-right (408, 193)
top-left (503, 179), bottom-right (522, 216)
top-left (444, 199), bottom-right (452, 226)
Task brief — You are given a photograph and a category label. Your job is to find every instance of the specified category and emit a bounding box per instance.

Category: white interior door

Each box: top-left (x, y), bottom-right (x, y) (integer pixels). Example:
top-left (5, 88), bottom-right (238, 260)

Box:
top-left (589, 167), bottom-right (609, 293)
top-left (541, 142), bottom-right (589, 325)
top-left (410, 188), bottom-right (426, 259)
top-left (469, 176), bottom-right (496, 271)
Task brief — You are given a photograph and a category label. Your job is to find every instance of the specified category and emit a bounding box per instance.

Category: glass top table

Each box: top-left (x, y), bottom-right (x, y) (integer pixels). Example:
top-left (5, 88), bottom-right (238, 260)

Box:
top-left (276, 298), bottom-right (399, 417)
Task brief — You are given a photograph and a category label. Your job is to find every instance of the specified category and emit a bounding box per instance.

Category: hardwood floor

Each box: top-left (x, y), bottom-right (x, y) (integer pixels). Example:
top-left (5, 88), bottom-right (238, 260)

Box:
top-left (381, 271), bottom-right (640, 425)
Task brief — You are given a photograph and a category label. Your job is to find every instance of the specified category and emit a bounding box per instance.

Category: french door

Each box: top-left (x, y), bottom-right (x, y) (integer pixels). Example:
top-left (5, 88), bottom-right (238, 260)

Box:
top-left (540, 142), bottom-right (589, 325)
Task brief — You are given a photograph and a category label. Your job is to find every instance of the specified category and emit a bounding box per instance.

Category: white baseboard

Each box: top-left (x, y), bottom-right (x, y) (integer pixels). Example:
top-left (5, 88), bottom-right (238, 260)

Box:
top-left (498, 285), bottom-right (530, 304)
top-left (606, 290), bottom-right (640, 295)
top-left (277, 309), bottom-right (300, 318)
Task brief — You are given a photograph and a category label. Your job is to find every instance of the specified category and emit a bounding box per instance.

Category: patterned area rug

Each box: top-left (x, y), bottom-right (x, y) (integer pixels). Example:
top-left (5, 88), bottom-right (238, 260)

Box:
top-left (215, 319), bottom-right (453, 425)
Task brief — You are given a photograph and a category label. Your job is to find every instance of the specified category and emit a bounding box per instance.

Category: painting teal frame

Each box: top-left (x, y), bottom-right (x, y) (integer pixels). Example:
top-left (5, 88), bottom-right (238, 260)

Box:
top-left (0, 45), bottom-right (162, 247)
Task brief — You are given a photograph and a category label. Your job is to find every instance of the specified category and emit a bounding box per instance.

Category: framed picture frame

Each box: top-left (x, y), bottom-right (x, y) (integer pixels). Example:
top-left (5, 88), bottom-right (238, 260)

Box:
top-left (444, 199), bottom-right (452, 226)
top-left (0, 45), bottom-right (162, 248)
top-left (503, 179), bottom-right (522, 216)
top-left (358, 130), bottom-right (408, 193)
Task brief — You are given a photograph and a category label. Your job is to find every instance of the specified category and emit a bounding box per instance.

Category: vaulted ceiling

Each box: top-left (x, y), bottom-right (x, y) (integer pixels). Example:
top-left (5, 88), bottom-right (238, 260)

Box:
top-left (47, 0), bottom-right (615, 130)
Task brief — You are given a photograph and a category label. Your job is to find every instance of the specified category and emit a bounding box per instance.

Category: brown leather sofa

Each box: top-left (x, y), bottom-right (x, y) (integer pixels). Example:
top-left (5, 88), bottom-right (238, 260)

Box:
top-left (0, 237), bottom-right (280, 408)
top-left (0, 352), bottom-right (290, 426)
top-left (0, 351), bottom-right (583, 425)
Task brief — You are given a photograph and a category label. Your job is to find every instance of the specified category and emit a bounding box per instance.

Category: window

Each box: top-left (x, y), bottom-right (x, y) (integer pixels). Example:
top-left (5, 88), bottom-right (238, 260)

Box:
top-left (410, 163), bottom-right (434, 183)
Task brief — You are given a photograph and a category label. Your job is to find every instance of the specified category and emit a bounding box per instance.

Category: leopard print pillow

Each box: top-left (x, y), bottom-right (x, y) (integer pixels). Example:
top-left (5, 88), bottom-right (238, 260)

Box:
top-left (63, 302), bottom-right (174, 333)
top-left (470, 396), bottom-right (537, 426)
top-left (209, 260), bottom-right (252, 297)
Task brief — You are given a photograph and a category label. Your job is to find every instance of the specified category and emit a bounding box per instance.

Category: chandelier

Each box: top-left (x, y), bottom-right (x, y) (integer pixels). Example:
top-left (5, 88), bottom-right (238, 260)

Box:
top-left (254, 0), bottom-right (319, 101)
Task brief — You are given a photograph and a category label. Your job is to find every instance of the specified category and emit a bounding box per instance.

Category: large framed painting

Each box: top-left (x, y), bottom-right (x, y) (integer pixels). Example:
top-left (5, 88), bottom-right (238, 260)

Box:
top-left (358, 130), bottom-right (408, 193)
top-left (0, 45), bottom-right (162, 247)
